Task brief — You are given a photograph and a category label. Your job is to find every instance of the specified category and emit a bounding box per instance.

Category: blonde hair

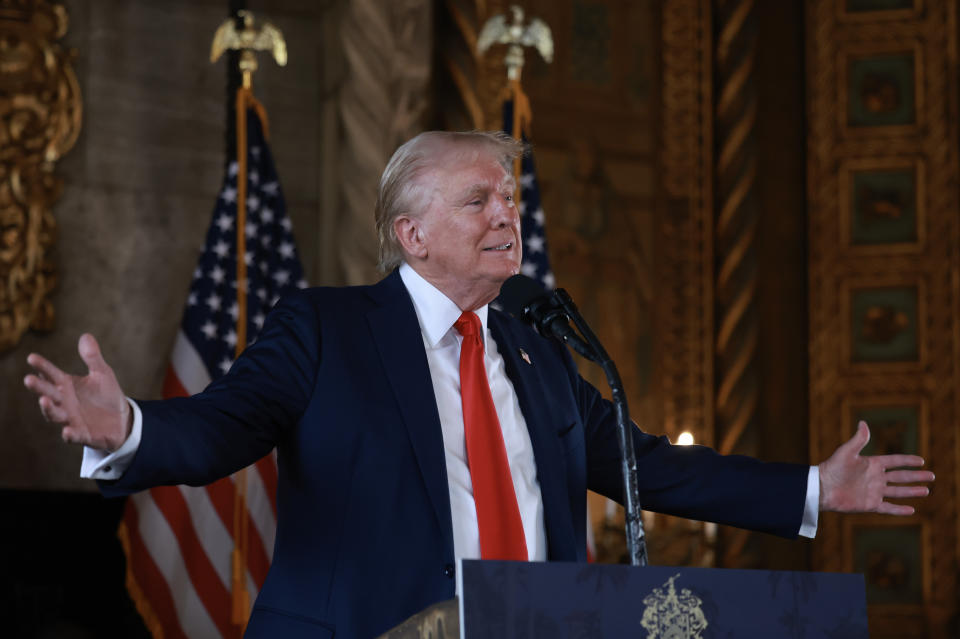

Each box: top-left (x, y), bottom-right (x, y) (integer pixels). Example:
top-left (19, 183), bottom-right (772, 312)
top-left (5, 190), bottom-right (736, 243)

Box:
top-left (374, 130), bottom-right (525, 272)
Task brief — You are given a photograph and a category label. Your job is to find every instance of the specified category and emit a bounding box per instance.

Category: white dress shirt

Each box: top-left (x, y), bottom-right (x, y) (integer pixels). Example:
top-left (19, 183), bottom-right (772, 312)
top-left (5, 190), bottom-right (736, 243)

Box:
top-left (82, 264), bottom-right (819, 544)
top-left (399, 263), bottom-right (547, 562)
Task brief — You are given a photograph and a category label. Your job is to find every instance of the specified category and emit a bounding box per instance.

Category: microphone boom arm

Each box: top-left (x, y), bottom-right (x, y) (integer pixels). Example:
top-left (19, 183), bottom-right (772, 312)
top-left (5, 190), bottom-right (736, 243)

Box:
top-left (541, 289), bottom-right (649, 567)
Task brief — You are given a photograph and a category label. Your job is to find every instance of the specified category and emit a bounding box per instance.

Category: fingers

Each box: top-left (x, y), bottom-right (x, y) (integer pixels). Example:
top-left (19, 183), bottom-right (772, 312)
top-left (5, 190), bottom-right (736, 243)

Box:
top-left (61, 426), bottom-right (86, 445)
top-left (876, 455), bottom-right (926, 470)
top-left (885, 469), bottom-right (935, 484)
top-left (885, 485), bottom-right (930, 499)
top-left (876, 502), bottom-right (915, 516)
top-left (78, 333), bottom-right (110, 375)
top-left (38, 396), bottom-right (69, 423)
top-left (26, 352), bottom-right (67, 384)
top-left (23, 373), bottom-right (63, 403)
top-left (841, 421), bottom-right (871, 455)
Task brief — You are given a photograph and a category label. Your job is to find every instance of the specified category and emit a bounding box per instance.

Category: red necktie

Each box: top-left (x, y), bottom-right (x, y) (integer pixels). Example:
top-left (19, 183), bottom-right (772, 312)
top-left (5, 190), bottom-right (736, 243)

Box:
top-left (454, 311), bottom-right (528, 560)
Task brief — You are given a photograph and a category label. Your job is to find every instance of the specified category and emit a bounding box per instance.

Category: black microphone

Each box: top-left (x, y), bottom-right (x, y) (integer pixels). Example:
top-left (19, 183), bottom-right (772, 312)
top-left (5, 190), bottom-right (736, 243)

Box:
top-left (499, 275), bottom-right (595, 361)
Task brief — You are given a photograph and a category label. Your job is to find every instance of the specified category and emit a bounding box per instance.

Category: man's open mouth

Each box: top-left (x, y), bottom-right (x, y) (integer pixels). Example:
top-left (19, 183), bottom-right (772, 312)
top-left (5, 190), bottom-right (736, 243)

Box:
top-left (483, 243), bottom-right (513, 251)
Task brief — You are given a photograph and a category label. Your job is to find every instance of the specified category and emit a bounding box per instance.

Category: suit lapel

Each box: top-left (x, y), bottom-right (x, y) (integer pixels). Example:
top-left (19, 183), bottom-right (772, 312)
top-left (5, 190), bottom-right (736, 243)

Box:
top-left (488, 312), bottom-right (578, 560)
top-left (365, 271), bottom-right (454, 558)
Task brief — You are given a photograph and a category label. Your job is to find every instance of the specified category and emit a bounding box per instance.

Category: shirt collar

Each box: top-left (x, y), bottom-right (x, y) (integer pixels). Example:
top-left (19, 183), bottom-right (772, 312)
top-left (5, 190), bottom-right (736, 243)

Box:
top-left (399, 262), bottom-right (489, 348)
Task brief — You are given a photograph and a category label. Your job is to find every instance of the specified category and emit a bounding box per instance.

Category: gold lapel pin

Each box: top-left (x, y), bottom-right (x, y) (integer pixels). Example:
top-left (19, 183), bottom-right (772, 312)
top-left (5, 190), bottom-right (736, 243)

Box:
top-left (519, 348), bottom-right (532, 365)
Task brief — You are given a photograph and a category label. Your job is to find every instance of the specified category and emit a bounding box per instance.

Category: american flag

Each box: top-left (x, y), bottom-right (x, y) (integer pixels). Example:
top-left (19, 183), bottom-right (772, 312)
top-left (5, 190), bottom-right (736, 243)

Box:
top-left (502, 99), bottom-right (555, 291)
top-left (118, 104), bottom-right (305, 639)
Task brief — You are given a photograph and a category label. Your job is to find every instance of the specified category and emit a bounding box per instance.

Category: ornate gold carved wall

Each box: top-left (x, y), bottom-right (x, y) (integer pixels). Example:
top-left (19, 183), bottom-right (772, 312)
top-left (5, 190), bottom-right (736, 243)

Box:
top-left (0, 0), bottom-right (81, 352)
top-left (806, 1), bottom-right (959, 635)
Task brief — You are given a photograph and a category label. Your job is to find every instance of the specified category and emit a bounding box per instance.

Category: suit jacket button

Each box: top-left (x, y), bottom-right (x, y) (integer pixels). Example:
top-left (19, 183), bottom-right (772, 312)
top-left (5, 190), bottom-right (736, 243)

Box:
top-left (443, 564), bottom-right (455, 578)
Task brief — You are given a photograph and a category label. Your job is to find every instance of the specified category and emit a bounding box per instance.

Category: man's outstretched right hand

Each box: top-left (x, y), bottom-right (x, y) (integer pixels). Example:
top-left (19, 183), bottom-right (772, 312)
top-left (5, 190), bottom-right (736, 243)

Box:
top-left (24, 333), bottom-right (132, 452)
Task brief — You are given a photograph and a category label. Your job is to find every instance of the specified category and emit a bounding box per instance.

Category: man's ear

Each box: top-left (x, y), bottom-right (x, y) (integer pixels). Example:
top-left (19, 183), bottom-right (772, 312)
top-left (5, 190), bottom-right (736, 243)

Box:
top-left (394, 215), bottom-right (428, 259)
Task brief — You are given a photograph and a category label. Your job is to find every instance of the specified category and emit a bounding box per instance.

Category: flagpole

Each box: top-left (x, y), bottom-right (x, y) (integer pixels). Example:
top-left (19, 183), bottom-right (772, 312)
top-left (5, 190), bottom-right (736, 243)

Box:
top-left (507, 76), bottom-right (532, 213)
top-left (231, 84), bottom-right (251, 626)
top-left (230, 81), bottom-right (272, 629)
top-left (211, 11), bottom-right (288, 629)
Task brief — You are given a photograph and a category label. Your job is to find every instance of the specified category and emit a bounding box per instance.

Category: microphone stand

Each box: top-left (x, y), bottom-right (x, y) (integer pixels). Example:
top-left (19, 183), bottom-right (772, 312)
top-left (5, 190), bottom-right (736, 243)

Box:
top-left (534, 289), bottom-right (648, 567)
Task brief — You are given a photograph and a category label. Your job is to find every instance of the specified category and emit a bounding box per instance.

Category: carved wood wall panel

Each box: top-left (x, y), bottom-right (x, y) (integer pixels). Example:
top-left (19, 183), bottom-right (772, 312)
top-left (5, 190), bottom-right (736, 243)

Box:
top-left (659, 0), bottom-right (714, 456)
top-left (0, 0), bottom-right (81, 352)
top-left (710, 0), bottom-right (763, 569)
top-left (806, 1), bottom-right (959, 635)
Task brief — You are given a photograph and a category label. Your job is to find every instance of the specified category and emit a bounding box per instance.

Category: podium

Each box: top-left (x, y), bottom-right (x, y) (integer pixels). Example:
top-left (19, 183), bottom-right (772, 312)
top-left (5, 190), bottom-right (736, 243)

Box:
top-left (379, 560), bottom-right (868, 638)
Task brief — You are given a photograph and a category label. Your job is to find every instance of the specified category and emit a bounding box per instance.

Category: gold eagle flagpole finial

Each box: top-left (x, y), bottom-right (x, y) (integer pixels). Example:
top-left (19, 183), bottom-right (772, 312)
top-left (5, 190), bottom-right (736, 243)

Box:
top-left (477, 5), bottom-right (553, 209)
top-left (477, 5), bottom-right (553, 83)
top-left (210, 10), bottom-right (287, 89)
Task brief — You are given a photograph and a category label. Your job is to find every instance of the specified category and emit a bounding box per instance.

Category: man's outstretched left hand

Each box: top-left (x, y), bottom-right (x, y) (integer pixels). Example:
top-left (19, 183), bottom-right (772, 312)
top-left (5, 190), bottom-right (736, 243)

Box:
top-left (819, 421), bottom-right (934, 515)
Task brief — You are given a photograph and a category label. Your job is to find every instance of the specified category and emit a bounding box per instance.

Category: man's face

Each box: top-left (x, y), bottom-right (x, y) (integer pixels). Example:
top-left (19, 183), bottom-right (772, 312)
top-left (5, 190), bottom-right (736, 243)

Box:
top-left (411, 144), bottom-right (522, 307)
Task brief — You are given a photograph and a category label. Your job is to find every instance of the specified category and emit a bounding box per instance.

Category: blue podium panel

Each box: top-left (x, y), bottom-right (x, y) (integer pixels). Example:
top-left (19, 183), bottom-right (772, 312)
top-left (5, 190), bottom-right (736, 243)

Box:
top-left (459, 560), bottom-right (868, 639)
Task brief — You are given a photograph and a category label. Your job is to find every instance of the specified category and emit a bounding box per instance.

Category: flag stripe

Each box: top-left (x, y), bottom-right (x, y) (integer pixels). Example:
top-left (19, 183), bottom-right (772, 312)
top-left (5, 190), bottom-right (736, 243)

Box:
top-left (149, 486), bottom-right (235, 638)
top-left (124, 503), bottom-right (191, 639)
top-left (242, 521), bottom-right (271, 589)
top-left (170, 330), bottom-right (213, 395)
top-left (245, 465), bottom-right (277, 565)
top-left (177, 484), bottom-right (234, 590)
top-left (163, 365), bottom-right (275, 583)
top-left (163, 365), bottom-right (190, 399)
top-left (245, 572), bottom-right (260, 613)
top-left (254, 454), bottom-right (278, 517)
top-left (162, 366), bottom-right (275, 586)
top-left (204, 476), bottom-right (272, 589)
top-left (132, 496), bottom-right (224, 639)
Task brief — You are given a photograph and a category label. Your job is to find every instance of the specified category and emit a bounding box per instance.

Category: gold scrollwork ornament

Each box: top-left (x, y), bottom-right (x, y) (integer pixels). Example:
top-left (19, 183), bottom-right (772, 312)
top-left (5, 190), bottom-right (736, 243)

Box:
top-left (0, 0), bottom-right (81, 351)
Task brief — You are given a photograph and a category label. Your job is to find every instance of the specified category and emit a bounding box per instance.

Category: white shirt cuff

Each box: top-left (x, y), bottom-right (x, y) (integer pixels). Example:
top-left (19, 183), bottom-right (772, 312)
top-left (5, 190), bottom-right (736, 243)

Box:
top-left (80, 398), bottom-right (143, 480)
top-left (797, 465), bottom-right (820, 538)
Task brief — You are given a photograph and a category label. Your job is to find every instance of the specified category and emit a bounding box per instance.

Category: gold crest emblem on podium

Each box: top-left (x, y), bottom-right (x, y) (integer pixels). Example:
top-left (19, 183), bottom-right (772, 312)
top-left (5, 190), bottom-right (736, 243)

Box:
top-left (640, 574), bottom-right (708, 639)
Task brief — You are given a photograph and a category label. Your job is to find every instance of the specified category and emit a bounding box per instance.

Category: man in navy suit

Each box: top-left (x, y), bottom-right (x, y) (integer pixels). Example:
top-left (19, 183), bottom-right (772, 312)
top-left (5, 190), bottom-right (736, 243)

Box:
top-left (26, 131), bottom-right (933, 638)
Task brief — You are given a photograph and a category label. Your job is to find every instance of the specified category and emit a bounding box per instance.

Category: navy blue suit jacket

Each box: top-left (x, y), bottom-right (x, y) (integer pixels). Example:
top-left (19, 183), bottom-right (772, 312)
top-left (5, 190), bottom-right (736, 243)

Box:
top-left (102, 270), bottom-right (808, 638)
